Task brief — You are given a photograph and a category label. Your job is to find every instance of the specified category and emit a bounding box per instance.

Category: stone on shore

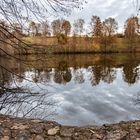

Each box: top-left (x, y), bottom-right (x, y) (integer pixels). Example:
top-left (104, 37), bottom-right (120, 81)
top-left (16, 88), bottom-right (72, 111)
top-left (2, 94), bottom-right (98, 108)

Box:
top-left (0, 115), bottom-right (140, 140)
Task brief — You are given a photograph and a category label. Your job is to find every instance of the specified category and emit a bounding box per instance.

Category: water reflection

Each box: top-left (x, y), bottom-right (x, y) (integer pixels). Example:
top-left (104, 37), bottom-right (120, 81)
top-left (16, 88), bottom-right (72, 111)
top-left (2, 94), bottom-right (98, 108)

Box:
top-left (0, 56), bottom-right (57, 120)
top-left (0, 54), bottom-right (140, 126)
top-left (1, 54), bottom-right (140, 86)
top-left (122, 55), bottom-right (140, 85)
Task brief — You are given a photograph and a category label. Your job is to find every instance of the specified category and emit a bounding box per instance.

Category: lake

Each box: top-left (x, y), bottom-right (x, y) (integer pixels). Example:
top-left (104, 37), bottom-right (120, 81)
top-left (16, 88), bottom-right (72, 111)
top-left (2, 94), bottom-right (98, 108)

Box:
top-left (0, 53), bottom-right (140, 126)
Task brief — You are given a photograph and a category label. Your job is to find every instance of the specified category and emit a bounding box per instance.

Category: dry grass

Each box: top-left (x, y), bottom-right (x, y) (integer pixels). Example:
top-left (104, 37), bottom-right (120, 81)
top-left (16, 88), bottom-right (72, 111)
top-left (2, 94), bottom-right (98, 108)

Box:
top-left (23, 36), bottom-right (58, 45)
top-left (21, 36), bottom-right (140, 54)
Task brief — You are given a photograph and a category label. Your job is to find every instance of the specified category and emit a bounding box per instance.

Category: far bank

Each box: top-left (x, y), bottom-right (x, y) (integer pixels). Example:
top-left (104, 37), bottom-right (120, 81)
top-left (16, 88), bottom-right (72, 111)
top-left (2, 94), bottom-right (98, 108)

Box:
top-left (0, 36), bottom-right (140, 55)
top-left (23, 36), bottom-right (140, 54)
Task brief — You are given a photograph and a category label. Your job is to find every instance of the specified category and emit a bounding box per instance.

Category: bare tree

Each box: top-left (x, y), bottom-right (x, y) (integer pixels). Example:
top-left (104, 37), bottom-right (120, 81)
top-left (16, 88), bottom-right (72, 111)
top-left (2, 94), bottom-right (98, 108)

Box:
top-left (51, 19), bottom-right (63, 36)
top-left (73, 18), bottom-right (85, 36)
top-left (90, 16), bottom-right (102, 37)
top-left (41, 20), bottom-right (50, 36)
top-left (0, 0), bottom-right (86, 24)
top-left (0, 0), bottom-right (87, 94)
top-left (124, 16), bottom-right (139, 49)
top-left (100, 17), bottom-right (118, 51)
top-left (102, 18), bottom-right (118, 37)
top-left (62, 20), bottom-right (71, 36)
top-left (29, 21), bottom-right (37, 36)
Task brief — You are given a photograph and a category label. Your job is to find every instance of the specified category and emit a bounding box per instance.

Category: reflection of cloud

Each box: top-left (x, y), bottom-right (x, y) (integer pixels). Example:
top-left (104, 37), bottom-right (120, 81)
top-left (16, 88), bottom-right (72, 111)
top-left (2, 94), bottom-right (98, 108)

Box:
top-left (1, 54), bottom-right (140, 126)
top-left (53, 70), bottom-right (140, 126)
top-left (133, 90), bottom-right (140, 108)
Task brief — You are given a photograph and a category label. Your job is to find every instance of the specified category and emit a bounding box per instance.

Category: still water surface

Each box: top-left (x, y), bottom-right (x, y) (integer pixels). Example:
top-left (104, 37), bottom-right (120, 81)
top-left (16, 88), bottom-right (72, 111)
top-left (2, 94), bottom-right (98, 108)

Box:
top-left (0, 54), bottom-right (140, 126)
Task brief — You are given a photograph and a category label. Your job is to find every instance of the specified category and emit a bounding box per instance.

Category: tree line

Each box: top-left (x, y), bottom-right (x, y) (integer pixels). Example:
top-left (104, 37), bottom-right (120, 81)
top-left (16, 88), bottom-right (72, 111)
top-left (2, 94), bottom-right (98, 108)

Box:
top-left (1, 15), bottom-right (139, 48)
top-left (1, 16), bottom-right (139, 37)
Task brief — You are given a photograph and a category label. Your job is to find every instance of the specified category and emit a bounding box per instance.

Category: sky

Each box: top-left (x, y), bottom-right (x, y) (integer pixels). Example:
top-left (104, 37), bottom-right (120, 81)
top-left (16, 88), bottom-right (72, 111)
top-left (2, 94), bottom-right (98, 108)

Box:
top-left (60, 0), bottom-right (138, 33)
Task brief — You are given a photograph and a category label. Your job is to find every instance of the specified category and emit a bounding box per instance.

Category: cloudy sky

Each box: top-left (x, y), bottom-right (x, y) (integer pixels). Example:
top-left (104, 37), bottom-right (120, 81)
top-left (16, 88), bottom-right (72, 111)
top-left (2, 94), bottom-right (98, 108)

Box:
top-left (62, 0), bottom-right (137, 33)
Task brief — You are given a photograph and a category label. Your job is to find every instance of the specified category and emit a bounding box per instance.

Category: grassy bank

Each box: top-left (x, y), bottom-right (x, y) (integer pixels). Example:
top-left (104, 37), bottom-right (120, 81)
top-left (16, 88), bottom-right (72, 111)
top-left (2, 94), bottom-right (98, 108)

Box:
top-left (22, 36), bottom-right (140, 54)
top-left (1, 36), bottom-right (140, 56)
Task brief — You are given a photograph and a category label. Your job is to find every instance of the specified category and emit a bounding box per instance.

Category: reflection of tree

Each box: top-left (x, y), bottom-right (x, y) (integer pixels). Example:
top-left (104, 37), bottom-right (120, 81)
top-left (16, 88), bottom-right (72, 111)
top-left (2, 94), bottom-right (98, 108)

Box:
top-left (0, 67), bottom-right (12, 87)
top-left (74, 69), bottom-right (85, 84)
top-left (89, 55), bottom-right (117, 86)
top-left (63, 70), bottom-right (72, 83)
top-left (32, 69), bottom-right (52, 83)
top-left (54, 69), bottom-right (63, 84)
top-left (123, 64), bottom-right (139, 85)
top-left (89, 65), bottom-right (116, 86)
top-left (122, 54), bottom-right (139, 85)
top-left (0, 57), bottom-right (12, 84)
top-left (1, 54), bottom-right (140, 88)
top-left (53, 61), bottom-right (72, 84)
top-left (89, 66), bottom-right (102, 86)
top-left (0, 56), bottom-right (28, 92)
top-left (102, 67), bottom-right (116, 84)
top-left (0, 56), bottom-right (57, 119)
top-left (100, 55), bottom-right (117, 84)
top-left (0, 58), bottom-right (15, 89)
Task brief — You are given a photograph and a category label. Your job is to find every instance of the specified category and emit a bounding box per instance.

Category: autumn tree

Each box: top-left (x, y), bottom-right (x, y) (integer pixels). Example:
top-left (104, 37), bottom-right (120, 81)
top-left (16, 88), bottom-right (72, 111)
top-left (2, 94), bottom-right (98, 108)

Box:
top-left (0, 0), bottom-right (86, 39)
top-left (29, 21), bottom-right (37, 36)
top-left (100, 17), bottom-right (118, 52)
top-left (51, 19), bottom-right (62, 36)
top-left (103, 18), bottom-right (118, 37)
top-left (124, 16), bottom-right (139, 49)
top-left (73, 18), bottom-right (85, 36)
top-left (36, 23), bottom-right (42, 36)
top-left (51, 19), bottom-right (71, 44)
top-left (41, 20), bottom-right (50, 36)
top-left (62, 20), bottom-right (71, 36)
top-left (90, 16), bottom-right (102, 37)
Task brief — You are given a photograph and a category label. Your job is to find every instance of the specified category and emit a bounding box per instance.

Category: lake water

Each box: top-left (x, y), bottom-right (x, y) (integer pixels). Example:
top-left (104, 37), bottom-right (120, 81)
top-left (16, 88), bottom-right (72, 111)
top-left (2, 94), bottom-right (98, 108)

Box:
top-left (0, 54), bottom-right (140, 126)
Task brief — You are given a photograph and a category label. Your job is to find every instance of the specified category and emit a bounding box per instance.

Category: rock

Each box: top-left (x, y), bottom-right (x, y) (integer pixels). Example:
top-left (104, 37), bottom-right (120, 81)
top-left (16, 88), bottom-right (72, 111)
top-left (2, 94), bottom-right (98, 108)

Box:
top-left (30, 125), bottom-right (44, 134)
top-left (1, 136), bottom-right (9, 140)
top-left (1, 115), bottom-right (140, 140)
top-left (0, 127), bottom-right (4, 135)
top-left (55, 136), bottom-right (63, 140)
top-left (3, 129), bottom-right (10, 136)
top-left (136, 128), bottom-right (140, 133)
top-left (60, 128), bottom-right (74, 137)
top-left (61, 137), bottom-right (71, 140)
top-left (31, 120), bottom-right (43, 123)
top-left (48, 126), bottom-right (60, 136)
top-left (89, 129), bottom-right (95, 134)
top-left (95, 134), bottom-right (103, 139)
top-left (34, 135), bottom-right (44, 140)
top-left (15, 136), bottom-right (29, 140)
top-left (11, 124), bottom-right (29, 130)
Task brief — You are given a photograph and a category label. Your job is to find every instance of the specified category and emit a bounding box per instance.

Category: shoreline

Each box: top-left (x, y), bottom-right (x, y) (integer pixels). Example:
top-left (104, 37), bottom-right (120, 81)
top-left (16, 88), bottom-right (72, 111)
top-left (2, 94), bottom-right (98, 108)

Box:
top-left (0, 114), bottom-right (140, 139)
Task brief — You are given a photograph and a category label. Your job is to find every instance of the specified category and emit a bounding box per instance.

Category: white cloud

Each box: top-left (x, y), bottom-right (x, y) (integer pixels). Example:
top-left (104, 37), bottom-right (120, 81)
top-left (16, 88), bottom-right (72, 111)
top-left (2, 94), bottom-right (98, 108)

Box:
top-left (64, 0), bottom-right (137, 32)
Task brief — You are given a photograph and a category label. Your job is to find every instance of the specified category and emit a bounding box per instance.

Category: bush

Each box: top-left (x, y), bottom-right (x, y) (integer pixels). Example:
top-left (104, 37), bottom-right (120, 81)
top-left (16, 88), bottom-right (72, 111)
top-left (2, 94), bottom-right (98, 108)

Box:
top-left (57, 33), bottom-right (67, 44)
